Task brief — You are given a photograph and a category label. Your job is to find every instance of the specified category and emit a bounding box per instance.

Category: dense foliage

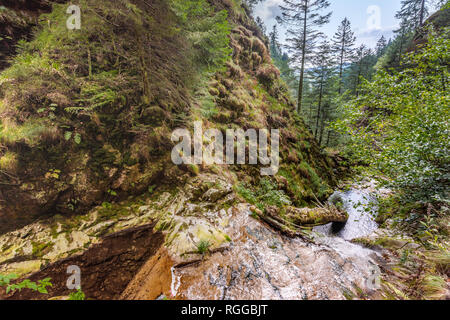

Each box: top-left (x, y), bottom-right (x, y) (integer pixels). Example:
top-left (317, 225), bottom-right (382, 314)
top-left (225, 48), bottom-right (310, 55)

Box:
top-left (334, 29), bottom-right (449, 204)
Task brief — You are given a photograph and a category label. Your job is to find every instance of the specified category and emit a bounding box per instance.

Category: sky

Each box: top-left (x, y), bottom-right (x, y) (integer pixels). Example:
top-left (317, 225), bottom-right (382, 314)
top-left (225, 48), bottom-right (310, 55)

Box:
top-left (254, 0), bottom-right (404, 49)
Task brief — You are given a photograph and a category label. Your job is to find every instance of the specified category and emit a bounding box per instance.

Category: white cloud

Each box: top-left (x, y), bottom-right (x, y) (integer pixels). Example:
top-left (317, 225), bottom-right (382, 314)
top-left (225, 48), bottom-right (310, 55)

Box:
top-left (254, 0), bottom-right (283, 22)
top-left (254, 1), bottom-right (401, 49)
top-left (355, 25), bottom-right (398, 48)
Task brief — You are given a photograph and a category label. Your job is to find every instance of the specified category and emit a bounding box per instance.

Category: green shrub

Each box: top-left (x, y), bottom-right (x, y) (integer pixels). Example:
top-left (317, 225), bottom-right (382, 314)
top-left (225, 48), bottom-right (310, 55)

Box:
top-left (68, 288), bottom-right (86, 300)
top-left (0, 151), bottom-right (18, 172)
top-left (0, 274), bottom-right (52, 295)
top-left (236, 178), bottom-right (291, 210)
top-left (334, 29), bottom-right (450, 204)
top-left (171, 0), bottom-right (232, 74)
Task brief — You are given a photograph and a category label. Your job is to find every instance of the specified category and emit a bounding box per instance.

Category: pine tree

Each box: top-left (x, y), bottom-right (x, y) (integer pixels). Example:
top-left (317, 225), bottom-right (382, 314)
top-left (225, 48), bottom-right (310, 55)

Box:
top-left (331, 18), bottom-right (355, 94)
top-left (255, 16), bottom-right (267, 35)
top-left (391, 0), bottom-right (432, 65)
top-left (375, 35), bottom-right (388, 57)
top-left (395, 0), bottom-right (430, 31)
top-left (277, 0), bottom-right (332, 113)
top-left (269, 25), bottom-right (298, 99)
top-left (394, 19), bottom-right (413, 65)
top-left (269, 25), bottom-right (282, 59)
top-left (307, 40), bottom-right (334, 140)
top-left (382, 0), bottom-right (434, 69)
top-left (350, 45), bottom-right (372, 95)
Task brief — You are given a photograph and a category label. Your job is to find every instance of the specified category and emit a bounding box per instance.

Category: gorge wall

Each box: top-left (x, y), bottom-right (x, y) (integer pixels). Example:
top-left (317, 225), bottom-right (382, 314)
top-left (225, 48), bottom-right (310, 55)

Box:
top-left (0, 0), bottom-right (355, 300)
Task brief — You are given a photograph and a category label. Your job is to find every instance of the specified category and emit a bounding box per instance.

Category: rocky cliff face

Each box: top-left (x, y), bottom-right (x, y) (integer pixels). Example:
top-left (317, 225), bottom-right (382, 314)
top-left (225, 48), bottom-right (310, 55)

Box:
top-left (0, 0), bottom-right (340, 234)
top-left (1, 173), bottom-right (376, 301)
top-left (0, 0), bottom-right (353, 300)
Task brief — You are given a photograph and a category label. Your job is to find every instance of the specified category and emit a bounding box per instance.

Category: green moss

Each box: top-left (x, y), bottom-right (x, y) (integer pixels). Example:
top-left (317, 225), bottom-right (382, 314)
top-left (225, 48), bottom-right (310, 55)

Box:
top-left (187, 164), bottom-right (200, 176)
top-left (351, 237), bottom-right (377, 248)
top-left (0, 119), bottom-right (59, 147)
top-left (1, 243), bottom-right (13, 253)
top-left (0, 152), bottom-right (18, 172)
top-left (50, 224), bottom-right (60, 239)
top-left (31, 241), bottom-right (54, 258)
top-left (342, 288), bottom-right (356, 300)
top-left (96, 201), bottom-right (135, 223)
top-left (155, 219), bottom-right (174, 232)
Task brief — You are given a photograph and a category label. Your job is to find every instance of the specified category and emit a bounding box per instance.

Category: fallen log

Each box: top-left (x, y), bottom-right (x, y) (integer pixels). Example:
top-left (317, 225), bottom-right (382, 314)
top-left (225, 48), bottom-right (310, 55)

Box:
top-left (249, 204), bottom-right (348, 239)
top-left (283, 206), bottom-right (348, 226)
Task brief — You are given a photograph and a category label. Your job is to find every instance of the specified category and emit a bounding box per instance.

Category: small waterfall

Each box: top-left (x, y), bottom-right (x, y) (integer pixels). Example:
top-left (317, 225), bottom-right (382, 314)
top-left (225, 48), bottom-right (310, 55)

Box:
top-left (314, 188), bottom-right (379, 240)
top-left (170, 266), bottom-right (181, 298)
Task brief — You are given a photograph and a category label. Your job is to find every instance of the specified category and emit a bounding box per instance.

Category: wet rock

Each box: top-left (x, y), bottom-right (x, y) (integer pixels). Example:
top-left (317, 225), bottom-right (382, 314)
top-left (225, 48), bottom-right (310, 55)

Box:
top-left (160, 203), bottom-right (382, 300)
top-left (201, 186), bottom-right (232, 203)
top-left (120, 248), bottom-right (174, 300)
top-left (3, 224), bottom-right (165, 300)
top-left (1, 173), bottom-right (387, 300)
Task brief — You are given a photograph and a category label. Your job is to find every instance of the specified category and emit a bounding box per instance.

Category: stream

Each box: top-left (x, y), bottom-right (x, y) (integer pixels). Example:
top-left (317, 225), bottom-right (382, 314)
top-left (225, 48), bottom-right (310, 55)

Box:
top-left (314, 188), bottom-right (379, 240)
top-left (170, 186), bottom-right (384, 300)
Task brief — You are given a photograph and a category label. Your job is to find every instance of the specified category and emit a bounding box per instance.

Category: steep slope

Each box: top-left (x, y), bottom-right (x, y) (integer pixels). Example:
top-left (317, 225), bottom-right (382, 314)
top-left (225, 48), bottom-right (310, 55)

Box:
top-left (0, 0), bottom-right (358, 300)
top-left (1, 174), bottom-right (380, 300)
top-left (0, 0), bottom-right (339, 234)
top-left (409, 5), bottom-right (450, 51)
top-left (0, 1), bottom-right (63, 70)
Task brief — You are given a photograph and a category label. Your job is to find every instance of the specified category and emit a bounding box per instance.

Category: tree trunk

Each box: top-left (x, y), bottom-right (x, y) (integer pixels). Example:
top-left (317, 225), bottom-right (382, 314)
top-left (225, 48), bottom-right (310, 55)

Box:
top-left (297, 1), bottom-right (309, 113)
top-left (338, 30), bottom-right (346, 94)
top-left (419, 0), bottom-right (426, 27)
top-left (398, 31), bottom-right (405, 64)
top-left (319, 105), bottom-right (326, 145)
top-left (314, 73), bottom-right (324, 138)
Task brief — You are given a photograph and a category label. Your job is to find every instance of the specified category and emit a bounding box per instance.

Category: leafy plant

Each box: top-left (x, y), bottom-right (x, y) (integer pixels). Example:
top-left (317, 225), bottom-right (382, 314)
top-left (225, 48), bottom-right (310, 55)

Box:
top-left (236, 178), bottom-right (291, 211)
top-left (68, 288), bottom-right (86, 300)
top-left (333, 28), bottom-right (450, 205)
top-left (170, 0), bottom-right (232, 74)
top-left (196, 239), bottom-right (211, 254)
top-left (0, 274), bottom-right (52, 295)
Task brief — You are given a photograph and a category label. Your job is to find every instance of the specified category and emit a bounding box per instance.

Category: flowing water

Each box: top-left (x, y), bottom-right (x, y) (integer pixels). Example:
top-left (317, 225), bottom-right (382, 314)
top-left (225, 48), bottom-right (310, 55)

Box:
top-left (170, 187), bottom-right (384, 300)
top-left (314, 189), bottom-right (379, 240)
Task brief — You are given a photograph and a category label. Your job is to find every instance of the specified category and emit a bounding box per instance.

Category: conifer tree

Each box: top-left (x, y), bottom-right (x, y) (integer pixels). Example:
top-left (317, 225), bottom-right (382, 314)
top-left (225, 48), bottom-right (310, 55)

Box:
top-left (375, 35), bottom-right (388, 58)
top-left (277, 0), bottom-right (332, 113)
top-left (395, 0), bottom-right (430, 30)
top-left (350, 45), bottom-right (372, 95)
top-left (308, 40), bottom-right (334, 139)
top-left (269, 25), bottom-right (282, 58)
top-left (269, 24), bottom-right (298, 98)
top-left (390, 0), bottom-right (432, 65)
top-left (394, 19), bottom-right (413, 65)
top-left (255, 16), bottom-right (267, 34)
top-left (331, 18), bottom-right (355, 94)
